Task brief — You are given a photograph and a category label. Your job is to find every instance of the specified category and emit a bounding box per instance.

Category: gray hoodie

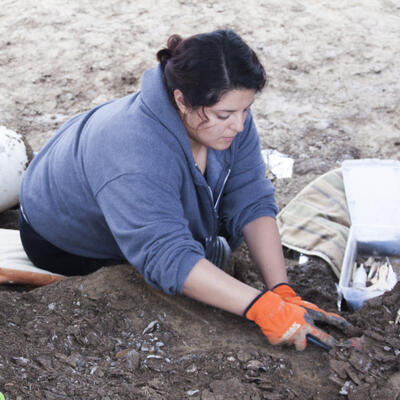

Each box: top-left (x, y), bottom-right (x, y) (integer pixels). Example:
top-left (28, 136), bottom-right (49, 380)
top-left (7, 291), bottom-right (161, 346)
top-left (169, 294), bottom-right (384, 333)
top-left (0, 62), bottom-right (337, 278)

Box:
top-left (20, 65), bottom-right (278, 294)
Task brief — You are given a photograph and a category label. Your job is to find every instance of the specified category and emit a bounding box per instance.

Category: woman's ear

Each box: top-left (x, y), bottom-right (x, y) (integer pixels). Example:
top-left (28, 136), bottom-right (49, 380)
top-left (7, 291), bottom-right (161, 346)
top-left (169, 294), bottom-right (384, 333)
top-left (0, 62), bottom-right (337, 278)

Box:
top-left (173, 89), bottom-right (188, 114)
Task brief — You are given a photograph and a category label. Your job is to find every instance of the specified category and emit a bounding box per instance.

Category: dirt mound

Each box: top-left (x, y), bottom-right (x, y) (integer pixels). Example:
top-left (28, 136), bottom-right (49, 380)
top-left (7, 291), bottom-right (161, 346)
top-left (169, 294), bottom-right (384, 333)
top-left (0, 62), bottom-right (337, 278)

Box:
top-left (328, 283), bottom-right (400, 399)
top-left (0, 264), bottom-right (306, 399)
top-left (0, 243), bottom-right (398, 399)
top-left (1, 212), bottom-right (398, 399)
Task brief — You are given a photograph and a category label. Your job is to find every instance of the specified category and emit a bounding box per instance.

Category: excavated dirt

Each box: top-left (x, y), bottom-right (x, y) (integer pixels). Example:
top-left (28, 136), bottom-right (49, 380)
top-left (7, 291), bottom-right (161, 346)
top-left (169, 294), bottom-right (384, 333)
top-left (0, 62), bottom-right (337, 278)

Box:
top-left (329, 283), bottom-right (400, 399)
top-left (1, 0), bottom-right (400, 399)
top-left (1, 210), bottom-right (399, 399)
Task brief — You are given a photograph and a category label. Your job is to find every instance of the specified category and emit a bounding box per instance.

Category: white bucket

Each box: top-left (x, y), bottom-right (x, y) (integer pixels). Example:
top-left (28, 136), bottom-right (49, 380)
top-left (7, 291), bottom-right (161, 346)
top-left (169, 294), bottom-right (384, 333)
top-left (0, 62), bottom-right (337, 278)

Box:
top-left (0, 126), bottom-right (30, 213)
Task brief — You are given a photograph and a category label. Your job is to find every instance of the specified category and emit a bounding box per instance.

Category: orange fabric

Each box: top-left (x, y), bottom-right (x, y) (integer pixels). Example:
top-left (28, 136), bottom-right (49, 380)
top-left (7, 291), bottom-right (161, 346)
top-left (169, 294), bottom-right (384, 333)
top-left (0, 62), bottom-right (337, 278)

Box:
top-left (245, 290), bottom-right (334, 351)
top-left (0, 267), bottom-right (65, 286)
top-left (273, 283), bottom-right (344, 320)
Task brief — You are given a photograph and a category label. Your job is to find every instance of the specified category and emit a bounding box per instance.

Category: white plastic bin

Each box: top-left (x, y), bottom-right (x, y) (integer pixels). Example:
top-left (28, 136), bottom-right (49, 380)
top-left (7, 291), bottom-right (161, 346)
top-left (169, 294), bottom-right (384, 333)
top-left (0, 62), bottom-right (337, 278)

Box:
top-left (337, 159), bottom-right (400, 310)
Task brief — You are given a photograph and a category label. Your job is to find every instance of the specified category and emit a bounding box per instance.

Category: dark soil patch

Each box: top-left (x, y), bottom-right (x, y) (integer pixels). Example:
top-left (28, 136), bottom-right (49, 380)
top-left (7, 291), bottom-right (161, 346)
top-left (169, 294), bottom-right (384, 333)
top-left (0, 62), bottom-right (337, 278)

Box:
top-left (1, 210), bottom-right (399, 399)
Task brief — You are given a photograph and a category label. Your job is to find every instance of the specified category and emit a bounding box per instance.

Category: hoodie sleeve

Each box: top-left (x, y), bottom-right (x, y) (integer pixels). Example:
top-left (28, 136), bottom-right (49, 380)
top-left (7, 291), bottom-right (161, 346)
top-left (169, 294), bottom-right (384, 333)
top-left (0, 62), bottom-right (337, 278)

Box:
top-left (221, 114), bottom-right (278, 249)
top-left (95, 172), bottom-right (205, 294)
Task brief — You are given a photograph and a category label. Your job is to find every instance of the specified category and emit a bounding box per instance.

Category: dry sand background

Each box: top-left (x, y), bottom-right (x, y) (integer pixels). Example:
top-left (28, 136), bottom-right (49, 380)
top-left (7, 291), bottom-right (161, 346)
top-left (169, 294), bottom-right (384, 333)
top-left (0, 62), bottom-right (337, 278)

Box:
top-left (1, 1), bottom-right (400, 399)
top-left (1, 0), bottom-right (399, 208)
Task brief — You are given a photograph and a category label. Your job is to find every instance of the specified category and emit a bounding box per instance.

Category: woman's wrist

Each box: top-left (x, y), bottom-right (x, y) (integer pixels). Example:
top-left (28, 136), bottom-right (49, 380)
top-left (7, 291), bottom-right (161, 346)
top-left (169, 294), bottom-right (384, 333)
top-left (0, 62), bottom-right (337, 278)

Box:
top-left (183, 258), bottom-right (261, 316)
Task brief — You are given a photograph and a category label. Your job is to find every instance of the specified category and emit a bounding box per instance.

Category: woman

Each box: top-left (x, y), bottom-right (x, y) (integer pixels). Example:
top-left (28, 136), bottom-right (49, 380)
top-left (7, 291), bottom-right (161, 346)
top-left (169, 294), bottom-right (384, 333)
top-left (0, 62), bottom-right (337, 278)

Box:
top-left (19, 29), bottom-right (348, 350)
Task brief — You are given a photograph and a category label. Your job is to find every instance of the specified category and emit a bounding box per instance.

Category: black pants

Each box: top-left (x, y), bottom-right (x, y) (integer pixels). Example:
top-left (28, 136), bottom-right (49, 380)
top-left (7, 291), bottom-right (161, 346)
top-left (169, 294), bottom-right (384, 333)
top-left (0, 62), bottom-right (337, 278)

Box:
top-left (18, 211), bottom-right (122, 276)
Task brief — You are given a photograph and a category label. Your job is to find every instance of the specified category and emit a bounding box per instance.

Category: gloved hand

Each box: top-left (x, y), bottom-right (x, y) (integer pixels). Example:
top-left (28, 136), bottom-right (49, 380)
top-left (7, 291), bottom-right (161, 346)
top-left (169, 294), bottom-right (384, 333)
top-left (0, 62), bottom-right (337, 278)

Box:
top-left (245, 290), bottom-right (336, 351)
top-left (272, 283), bottom-right (349, 330)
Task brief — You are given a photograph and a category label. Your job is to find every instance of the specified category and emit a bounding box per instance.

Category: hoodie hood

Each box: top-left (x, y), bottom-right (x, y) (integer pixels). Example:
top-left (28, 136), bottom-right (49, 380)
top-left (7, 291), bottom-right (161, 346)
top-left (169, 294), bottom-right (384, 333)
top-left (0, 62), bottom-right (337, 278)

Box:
top-left (140, 65), bottom-right (232, 188)
top-left (140, 66), bottom-right (195, 167)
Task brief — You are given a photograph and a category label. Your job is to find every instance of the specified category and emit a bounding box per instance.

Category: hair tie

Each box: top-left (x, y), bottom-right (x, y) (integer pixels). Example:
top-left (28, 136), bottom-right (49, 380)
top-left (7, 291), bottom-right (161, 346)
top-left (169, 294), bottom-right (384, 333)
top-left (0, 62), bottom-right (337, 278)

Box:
top-left (156, 48), bottom-right (172, 67)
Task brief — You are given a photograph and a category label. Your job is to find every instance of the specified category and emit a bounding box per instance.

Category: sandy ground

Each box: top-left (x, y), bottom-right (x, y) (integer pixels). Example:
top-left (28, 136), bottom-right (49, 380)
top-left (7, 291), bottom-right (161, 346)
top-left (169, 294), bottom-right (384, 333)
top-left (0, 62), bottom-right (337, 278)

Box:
top-left (1, 0), bottom-right (400, 205)
top-left (1, 0), bottom-right (400, 399)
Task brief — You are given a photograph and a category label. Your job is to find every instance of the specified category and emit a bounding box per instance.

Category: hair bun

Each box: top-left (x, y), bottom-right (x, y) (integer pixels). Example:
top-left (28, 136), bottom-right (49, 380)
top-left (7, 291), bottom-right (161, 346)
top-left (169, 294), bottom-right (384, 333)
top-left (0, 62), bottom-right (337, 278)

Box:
top-left (156, 34), bottom-right (183, 67)
top-left (166, 34), bottom-right (182, 51)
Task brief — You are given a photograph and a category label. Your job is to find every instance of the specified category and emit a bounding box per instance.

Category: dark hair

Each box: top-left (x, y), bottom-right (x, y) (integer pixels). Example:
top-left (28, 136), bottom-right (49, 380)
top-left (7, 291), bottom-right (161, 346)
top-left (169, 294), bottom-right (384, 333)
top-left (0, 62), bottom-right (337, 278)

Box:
top-left (156, 29), bottom-right (267, 110)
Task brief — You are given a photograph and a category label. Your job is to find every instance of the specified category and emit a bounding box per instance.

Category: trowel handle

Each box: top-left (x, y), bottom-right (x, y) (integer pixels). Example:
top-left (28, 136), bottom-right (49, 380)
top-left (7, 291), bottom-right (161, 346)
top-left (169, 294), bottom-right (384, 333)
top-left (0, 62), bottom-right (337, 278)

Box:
top-left (306, 334), bottom-right (332, 351)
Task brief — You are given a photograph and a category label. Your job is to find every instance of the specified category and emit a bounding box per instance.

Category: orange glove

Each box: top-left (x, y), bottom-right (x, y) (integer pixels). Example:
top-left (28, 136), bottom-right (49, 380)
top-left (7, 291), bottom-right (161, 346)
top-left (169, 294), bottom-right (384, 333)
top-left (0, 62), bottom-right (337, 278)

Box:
top-left (272, 283), bottom-right (349, 330)
top-left (245, 290), bottom-right (336, 351)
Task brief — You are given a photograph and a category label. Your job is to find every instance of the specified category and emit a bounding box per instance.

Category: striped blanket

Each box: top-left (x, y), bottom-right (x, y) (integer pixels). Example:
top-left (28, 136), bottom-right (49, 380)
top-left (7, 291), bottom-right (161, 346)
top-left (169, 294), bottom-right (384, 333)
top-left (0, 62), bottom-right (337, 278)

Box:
top-left (277, 168), bottom-right (350, 278)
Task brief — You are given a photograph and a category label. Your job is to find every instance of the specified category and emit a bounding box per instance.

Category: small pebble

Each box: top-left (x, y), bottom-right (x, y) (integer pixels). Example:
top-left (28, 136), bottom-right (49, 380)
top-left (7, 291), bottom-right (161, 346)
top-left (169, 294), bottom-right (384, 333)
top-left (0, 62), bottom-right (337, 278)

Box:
top-left (339, 381), bottom-right (351, 395)
top-left (186, 364), bottom-right (197, 373)
top-left (128, 351), bottom-right (141, 369)
top-left (140, 344), bottom-right (150, 352)
top-left (246, 360), bottom-right (265, 371)
top-left (12, 357), bottom-right (29, 366)
top-left (90, 366), bottom-right (98, 375)
top-left (237, 350), bottom-right (252, 362)
top-left (143, 320), bottom-right (159, 335)
top-left (147, 355), bottom-right (162, 359)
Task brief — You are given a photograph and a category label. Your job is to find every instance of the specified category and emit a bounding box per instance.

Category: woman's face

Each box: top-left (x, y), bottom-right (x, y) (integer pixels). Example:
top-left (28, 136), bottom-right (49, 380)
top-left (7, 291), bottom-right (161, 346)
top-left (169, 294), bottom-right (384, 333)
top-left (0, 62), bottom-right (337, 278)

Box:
top-left (176, 88), bottom-right (256, 152)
